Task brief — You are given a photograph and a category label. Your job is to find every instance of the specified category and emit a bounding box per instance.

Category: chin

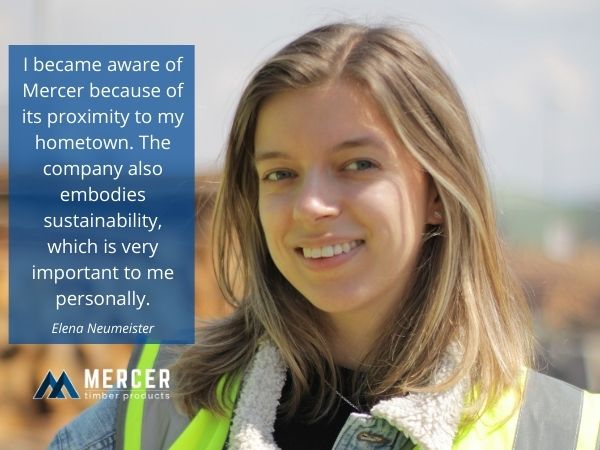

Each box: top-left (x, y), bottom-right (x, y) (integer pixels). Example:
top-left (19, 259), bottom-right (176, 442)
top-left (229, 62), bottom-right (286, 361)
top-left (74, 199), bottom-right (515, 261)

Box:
top-left (305, 295), bottom-right (366, 315)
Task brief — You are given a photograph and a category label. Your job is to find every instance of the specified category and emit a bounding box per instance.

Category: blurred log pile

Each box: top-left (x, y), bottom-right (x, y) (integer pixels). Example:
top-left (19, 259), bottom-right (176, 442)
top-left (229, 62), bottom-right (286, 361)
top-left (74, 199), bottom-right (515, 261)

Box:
top-left (508, 245), bottom-right (600, 389)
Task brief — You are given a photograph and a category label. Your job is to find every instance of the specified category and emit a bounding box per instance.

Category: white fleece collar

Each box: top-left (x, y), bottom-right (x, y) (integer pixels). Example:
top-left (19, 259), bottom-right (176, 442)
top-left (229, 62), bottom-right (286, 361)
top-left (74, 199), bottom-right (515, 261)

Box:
top-left (370, 349), bottom-right (467, 450)
top-left (227, 341), bottom-right (287, 450)
top-left (228, 341), bottom-right (466, 450)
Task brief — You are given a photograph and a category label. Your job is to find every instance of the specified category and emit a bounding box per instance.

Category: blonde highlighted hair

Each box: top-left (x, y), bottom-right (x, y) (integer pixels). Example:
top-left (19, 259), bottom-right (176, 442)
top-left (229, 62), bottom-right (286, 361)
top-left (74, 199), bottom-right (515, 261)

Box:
top-left (172, 22), bottom-right (533, 422)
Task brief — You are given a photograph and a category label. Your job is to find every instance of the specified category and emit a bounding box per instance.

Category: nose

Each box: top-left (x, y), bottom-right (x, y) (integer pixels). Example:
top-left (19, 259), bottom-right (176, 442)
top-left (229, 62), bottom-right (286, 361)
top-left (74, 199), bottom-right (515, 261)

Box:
top-left (292, 171), bottom-right (341, 223)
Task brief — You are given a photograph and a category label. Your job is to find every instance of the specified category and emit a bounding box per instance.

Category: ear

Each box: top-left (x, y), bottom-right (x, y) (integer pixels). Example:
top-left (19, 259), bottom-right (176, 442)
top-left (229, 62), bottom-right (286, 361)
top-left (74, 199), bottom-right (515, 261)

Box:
top-left (426, 180), bottom-right (444, 225)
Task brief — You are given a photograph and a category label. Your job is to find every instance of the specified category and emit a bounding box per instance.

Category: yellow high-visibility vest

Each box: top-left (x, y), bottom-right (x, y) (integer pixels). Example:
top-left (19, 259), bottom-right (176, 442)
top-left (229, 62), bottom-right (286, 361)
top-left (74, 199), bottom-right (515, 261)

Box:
top-left (118, 344), bottom-right (600, 450)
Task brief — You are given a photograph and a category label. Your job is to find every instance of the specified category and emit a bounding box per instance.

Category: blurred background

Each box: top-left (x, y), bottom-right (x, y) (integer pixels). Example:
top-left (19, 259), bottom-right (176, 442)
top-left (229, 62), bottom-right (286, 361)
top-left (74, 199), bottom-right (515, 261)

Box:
top-left (1, 0), bottom-right (599, 448)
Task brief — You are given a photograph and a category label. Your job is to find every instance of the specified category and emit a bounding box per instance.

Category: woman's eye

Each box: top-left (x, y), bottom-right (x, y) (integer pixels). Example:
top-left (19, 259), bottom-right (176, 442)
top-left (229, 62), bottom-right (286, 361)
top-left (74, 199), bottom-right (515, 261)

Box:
top-left (264, 170), bottom-right (295, 182)
top-left (345, 160), bottom-right (376, 171)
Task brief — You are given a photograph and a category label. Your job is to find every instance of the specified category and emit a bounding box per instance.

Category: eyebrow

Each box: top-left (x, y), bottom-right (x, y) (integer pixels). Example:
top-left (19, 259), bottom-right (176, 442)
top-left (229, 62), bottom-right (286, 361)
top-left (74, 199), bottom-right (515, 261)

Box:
top-left (254, 135), bottom-right (386, 163)
top-left (253, 150), bottom-right (291, 163)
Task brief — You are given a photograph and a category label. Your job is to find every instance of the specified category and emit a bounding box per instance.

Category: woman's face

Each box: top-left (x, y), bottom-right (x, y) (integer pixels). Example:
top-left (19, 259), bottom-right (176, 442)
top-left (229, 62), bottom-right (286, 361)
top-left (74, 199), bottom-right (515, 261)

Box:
top-left (255, 80), bottom-right (440, 325)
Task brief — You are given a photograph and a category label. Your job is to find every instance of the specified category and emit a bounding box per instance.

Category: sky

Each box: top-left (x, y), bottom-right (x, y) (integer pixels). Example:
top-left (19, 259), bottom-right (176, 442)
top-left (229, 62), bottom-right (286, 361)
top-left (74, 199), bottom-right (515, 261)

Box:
top-left (1, 0), bottom-right (599, 202)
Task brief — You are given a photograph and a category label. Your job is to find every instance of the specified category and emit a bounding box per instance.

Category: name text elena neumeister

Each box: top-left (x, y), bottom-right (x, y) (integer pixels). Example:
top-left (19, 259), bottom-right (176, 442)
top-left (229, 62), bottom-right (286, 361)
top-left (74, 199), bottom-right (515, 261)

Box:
top-left (52, 322), bottom-right (156, 334)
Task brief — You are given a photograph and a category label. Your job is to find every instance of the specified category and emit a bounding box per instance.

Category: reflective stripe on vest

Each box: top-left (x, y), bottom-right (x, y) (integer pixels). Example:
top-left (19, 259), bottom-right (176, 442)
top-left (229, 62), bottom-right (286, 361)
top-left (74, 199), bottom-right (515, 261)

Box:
top-left (122, 345), bottom-right (599, 450)
top-left (116, 343), bottom-right (147, 450)
top-left (514, 370), bottom-right (582, 450)
top-left (118, 344), bottom-right (239, 450)
top-left (454, 370), bottom-right (599, 450)
top-left (126, 344), bottom-right (160, 450)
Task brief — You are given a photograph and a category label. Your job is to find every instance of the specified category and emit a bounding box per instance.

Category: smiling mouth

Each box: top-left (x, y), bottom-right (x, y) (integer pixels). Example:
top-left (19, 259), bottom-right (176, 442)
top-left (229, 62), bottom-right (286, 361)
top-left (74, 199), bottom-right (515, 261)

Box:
top-left (299, 240), bottom-right (364, 259)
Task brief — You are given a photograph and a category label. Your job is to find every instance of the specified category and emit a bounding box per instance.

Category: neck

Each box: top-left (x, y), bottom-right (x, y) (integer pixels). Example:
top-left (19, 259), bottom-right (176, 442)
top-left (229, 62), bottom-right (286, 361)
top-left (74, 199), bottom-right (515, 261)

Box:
top-left (326, 309), bottom-right (386, 369)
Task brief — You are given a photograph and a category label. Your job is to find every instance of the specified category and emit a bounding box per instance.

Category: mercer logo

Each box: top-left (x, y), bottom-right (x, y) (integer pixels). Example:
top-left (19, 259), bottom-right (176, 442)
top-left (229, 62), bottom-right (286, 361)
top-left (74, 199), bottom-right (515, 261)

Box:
top-left (33, 371), bottom-right (80, 399)
top-left (84, 368), bottom-right (170, 389)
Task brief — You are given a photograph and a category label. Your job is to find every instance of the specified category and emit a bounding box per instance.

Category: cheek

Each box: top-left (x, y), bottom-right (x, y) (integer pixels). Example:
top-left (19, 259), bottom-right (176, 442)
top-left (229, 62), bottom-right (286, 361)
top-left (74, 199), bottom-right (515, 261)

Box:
top-left (258, 195), bottom-right (288, 258)
top-left (360, 181), bottom-right (428, 251)
top-left (358, 181), bottom-right (412, 222)
top-left (258, 194), bottom-right (280, 233)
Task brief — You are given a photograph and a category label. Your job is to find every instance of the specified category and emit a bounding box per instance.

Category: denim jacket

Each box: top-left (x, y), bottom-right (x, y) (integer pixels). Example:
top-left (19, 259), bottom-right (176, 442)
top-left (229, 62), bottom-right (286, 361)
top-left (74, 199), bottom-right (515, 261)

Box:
top-left (48, 390), bottom-right (118, 450)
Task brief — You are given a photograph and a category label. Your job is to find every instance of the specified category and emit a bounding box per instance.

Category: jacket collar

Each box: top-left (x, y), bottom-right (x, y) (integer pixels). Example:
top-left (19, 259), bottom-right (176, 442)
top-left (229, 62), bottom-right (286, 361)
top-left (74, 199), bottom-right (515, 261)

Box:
top-left (228, 341), bottom-right (467, 450)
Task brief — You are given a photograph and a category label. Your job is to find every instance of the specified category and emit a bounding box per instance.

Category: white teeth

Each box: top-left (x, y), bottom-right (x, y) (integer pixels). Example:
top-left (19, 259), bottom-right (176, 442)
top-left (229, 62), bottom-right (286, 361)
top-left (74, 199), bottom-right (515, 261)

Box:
top-left (301, 240), bottom-right (361, 259)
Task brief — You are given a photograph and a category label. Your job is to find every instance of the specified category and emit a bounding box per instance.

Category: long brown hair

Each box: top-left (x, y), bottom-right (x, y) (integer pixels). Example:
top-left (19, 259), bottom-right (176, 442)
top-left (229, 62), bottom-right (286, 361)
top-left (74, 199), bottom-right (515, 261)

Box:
top-left (172, 22), bottom-right (532, 422)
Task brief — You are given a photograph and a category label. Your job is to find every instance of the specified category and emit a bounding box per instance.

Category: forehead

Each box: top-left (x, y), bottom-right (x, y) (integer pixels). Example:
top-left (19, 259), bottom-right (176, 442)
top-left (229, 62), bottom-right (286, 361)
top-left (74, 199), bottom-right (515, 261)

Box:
top-left (254, 80), bottom-right (397, 153)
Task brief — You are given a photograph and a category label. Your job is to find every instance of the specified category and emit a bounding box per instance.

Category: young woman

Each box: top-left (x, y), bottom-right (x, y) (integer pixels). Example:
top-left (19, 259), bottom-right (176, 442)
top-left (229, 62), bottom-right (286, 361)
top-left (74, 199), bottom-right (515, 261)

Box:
top-left (49, 22), bottom-right (599, 450)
